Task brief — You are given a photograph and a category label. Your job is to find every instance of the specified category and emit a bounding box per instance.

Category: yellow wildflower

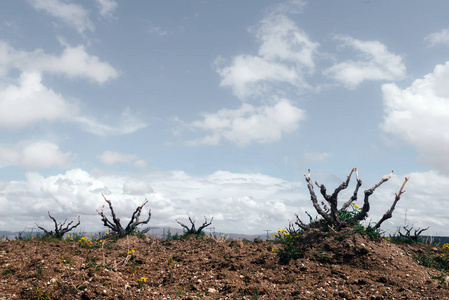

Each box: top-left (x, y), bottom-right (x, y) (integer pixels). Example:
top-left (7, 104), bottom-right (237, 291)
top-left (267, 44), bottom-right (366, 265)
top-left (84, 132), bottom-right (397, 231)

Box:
top-left (354, 204), bottom-right (360, 209)
top-left (140, 277), bottom-right (147, 282)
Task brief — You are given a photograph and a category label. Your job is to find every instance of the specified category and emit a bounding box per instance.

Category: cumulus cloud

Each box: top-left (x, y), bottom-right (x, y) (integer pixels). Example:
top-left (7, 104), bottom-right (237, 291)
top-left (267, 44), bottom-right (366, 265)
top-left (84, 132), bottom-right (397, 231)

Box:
top-left (256, 14), bottom-right (317, 69)
top-left (0, 168), bottom-right (304, 234)
top-left (425, 28), bottom-right (449, 47)
top-left (217, 55), bottom-right (302, 99)
top-left (123, 180), bottom-right (154, 195)
top-left (0, 141), bottom-right (74, 169)
top-left (188, 99), bottom-right (305, 147)
top-left (0, 168), bottom-right (448, 235)
top-left (216, 14), bottom-right (318, 100)
top-left (381, 62), bottom-right (449, 173)
top-left (0, 71), bottom-right (144, 135)
top-left (95, 0), bottom-right (118, 19)
top-left (28, 0), bottom-right (94, 34)
top-left (0, 72), bottom-right (73, 129)
top-left (0, 40), bottom-right (119, 84)
top-left (97, 151), bottom-right (138, 165)
top-left (324, 35), bottom-right (406, 88)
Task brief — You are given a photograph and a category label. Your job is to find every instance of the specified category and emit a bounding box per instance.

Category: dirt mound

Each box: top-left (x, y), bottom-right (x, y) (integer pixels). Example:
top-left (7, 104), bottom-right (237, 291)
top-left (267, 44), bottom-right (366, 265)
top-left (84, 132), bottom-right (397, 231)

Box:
top-left (1, 232), bottom-right (448, 299)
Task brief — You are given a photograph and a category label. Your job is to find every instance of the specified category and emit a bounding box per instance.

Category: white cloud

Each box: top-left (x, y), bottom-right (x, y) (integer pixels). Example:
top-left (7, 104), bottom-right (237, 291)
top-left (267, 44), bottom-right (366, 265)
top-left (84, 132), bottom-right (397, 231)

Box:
top-left (28, 0), bottom-right (94, 34)
top-left (0, 168), bottom-right (303, 234)
top-left (217, 55), bottom-right (302, 99)
top-left (97, 151), bottom-right (138, 165)
top-left (96, 0), bottom-right (118, 19)
top-left (148, 25), bottom-right (170, 36)
top-left (188, 99), bottom-right (305, 147)
top-left (74, 110), bottom-right (147, 136)
top-left (134, 160), bottom-right (147, 168)
top-left (123, 180), bottom-right (154, 195)
top-left (324, 35), bottom-right (406, 88)
top-left (271, 0), bottom-right (306, 15)
top-left (0, 168), bottom-right (448, 236)
top-left (216, 15), bottom-right (317, 100)
top-left (381, 62), bottom-right (449, 173)
top-left (0, 71), bottom-right (141, 135)
top-left (303, 151), bottom-right (332, 162)
top-left (425, 28), bottom-right (449, 47)
top-left (365, 171), bottom-right (449, 236)
top-left (257, 15), bottom-right (317, 69)
top-left (0, 72), bottom-right (74, 129)
top-left (0, 141), bottom-right (74, 169)
top-left (0, 40), bottom-right (119, 84)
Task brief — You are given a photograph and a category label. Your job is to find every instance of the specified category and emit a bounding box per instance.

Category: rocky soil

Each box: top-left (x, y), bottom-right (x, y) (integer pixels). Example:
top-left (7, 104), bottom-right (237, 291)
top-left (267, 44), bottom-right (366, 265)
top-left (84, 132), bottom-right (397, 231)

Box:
top-left (1, 230), bottom-right (449, 299)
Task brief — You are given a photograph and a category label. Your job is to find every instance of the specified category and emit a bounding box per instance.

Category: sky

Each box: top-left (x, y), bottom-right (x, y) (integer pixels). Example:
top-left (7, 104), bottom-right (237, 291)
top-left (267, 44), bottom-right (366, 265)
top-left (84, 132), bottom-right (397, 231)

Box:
top-left (0, 0), bottom-right (448, 236)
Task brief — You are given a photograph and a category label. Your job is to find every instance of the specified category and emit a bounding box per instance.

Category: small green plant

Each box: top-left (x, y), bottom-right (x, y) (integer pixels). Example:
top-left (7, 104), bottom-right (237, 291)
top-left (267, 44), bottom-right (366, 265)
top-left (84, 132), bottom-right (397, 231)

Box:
top-left (30, 281), bottom-right (51, 300)
top-left (135, 231), bottom-right (147, 239)
top-left (137, 276), bottom-right (147, 289)
top-left (60, 254), bottom-right (72, 264)
top-left (76, 235), bottom-right (106, 248)
top-left (35, 266), bottom-right (43, 277)
top-left (273, 229), bottom-right (305, 264)
top-left (175, 286), bottom-right (185, 298)
top-left (125, 249), bottom-right (140, 274)
top-left (2, 264), bottom-right (14, 275)
top-left (353, 223), bottom-right (382, 240)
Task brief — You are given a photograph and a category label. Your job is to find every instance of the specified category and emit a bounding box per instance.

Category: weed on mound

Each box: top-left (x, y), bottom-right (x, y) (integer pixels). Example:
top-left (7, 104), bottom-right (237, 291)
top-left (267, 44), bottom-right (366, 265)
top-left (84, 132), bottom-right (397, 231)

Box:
top-left (274, 221), bottom-right (383, 266)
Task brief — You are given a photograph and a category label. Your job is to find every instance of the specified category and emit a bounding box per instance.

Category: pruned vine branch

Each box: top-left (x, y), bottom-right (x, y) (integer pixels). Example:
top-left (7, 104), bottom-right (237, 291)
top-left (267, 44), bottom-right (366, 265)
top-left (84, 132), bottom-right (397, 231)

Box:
top-left (374, 176), bottom-right (409, 229)
top-left (97, 194), bottom-right (151, 236)
top-left (175, 215), bottom-right (214, 235)
top-left (295, 169), bottom-right (410, 232)
top-left (35, 211), bottom-right (80, 239)
top-left (397, 225), bottom-right (429, 240)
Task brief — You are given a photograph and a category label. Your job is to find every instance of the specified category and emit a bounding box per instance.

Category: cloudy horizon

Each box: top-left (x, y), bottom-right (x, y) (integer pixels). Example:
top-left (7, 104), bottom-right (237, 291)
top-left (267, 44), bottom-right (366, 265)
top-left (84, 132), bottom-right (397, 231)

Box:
top-left (1, 0), bottom-right (448, 236)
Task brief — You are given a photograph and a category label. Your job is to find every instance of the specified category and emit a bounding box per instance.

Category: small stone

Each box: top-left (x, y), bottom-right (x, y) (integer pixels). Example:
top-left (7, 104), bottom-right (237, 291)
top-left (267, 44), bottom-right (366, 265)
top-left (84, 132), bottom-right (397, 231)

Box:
top-left (208, 288), bottom-right (217, 293)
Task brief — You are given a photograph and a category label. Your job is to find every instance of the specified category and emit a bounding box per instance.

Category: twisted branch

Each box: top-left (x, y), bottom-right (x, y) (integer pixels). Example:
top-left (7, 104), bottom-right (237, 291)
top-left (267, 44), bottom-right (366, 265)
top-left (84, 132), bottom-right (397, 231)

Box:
top-left (374, 177), bottom-right (409, 229)
top-left (35, 211), bottom-right (80, 239)
top-left (97, 194), bottom-right (151, 236)
top-left (176, 215), bottom-right (213, 235)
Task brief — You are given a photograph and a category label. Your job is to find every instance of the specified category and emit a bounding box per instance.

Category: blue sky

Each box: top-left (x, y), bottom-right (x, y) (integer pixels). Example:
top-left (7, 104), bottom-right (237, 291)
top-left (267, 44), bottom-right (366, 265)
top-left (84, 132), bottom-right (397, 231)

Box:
top-left (0, 0), bottom-right (449, 235)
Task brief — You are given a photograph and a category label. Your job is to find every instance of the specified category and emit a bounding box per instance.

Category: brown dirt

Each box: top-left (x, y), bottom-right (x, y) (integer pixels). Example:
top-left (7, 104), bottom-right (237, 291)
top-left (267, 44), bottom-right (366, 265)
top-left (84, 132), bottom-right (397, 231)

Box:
top-left (0, 230), bottom-right (449, 299)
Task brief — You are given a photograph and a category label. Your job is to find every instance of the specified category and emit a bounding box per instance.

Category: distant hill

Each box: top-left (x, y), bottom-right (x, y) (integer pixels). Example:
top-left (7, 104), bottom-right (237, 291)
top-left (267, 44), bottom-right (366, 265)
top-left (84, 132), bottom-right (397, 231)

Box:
top-left (421, 235), bottom-right (449, 244)
top-left (1, 227), bottom-right (268, 241)
top-left (4, 227), bottom-right (446, 243)
top-left (144, 226), bottom-right (266, 241)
